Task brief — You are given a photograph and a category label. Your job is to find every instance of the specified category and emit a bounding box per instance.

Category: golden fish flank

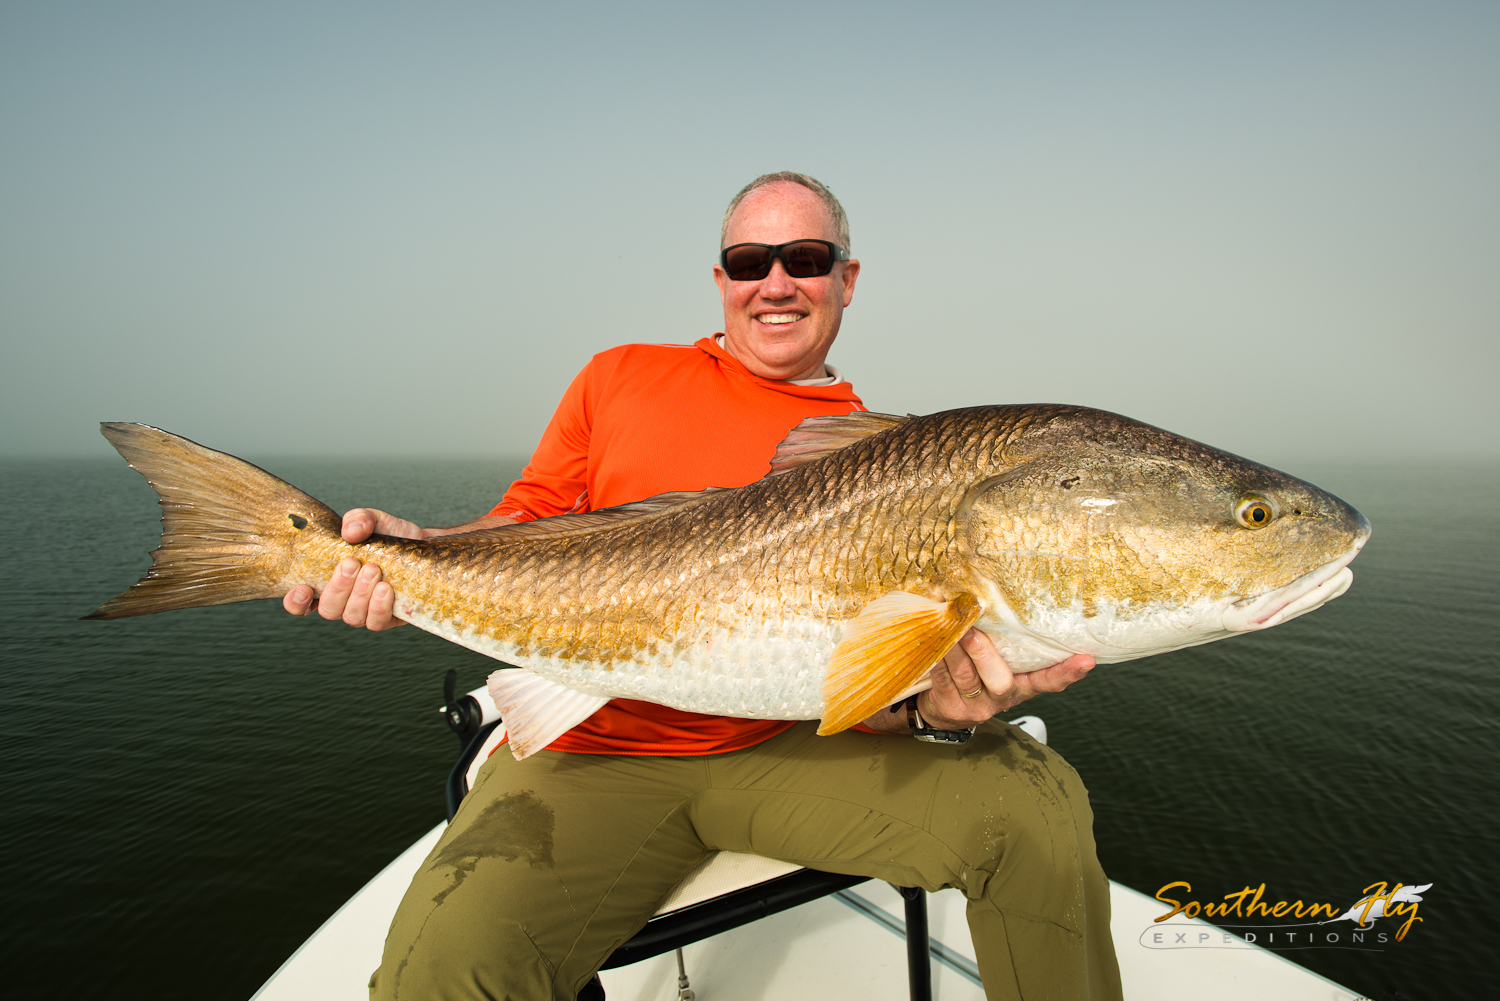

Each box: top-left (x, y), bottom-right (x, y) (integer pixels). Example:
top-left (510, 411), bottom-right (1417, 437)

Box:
top-left (88, 405), bottom-right (1370, 759)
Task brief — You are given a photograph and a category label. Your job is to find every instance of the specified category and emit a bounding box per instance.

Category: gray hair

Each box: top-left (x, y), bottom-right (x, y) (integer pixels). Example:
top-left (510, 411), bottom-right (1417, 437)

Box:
top-left (720, 171), bottom-right (850, 250)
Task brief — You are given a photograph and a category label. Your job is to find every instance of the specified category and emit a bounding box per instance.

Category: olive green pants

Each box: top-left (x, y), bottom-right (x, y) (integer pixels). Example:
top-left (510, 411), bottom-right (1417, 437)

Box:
top-left (370, 720), bottom-right (1122, 1001)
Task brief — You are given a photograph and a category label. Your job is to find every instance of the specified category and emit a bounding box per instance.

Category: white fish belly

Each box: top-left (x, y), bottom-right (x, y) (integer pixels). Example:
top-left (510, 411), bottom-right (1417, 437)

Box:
top-left (395, 596), bottom-right (840, 719)
top-left (980, 597), bottom-right (1234, 671)
top-left (978, 549), bottom-right (1363, 670)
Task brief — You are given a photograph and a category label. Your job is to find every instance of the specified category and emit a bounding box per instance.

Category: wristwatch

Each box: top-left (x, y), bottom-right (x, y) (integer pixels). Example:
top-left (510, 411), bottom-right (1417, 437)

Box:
top-left (895, 695), bottom-right (975, 744)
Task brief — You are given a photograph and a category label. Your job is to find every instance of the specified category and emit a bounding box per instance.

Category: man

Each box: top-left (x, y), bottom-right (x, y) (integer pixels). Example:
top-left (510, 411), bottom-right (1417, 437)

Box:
top-left (287, 173), bottom-right (1122, 1000)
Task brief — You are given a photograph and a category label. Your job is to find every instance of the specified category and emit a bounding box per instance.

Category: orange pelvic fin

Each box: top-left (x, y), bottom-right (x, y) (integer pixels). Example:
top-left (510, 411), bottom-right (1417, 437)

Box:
top-left (487, 669), bottom-right (610, 760)
top-left (817, 591), bottom-right (982, 735)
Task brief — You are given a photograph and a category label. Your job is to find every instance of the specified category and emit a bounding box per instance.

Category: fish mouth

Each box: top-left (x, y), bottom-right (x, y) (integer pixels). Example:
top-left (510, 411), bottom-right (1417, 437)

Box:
top-left (1223, 518), bottom-right (1371, 632)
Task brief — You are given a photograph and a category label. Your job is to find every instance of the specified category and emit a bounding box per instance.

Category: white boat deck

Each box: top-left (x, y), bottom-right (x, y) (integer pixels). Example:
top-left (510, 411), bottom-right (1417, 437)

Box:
top-left (253, 821), bottom-right (1363, 1001)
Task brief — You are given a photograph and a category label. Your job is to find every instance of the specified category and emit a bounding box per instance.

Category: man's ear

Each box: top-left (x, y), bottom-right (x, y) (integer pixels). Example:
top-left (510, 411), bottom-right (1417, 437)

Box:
top-left (712, 264), bottom-right (728, 300)
top-left (841, 259), bottom-right (861, 306)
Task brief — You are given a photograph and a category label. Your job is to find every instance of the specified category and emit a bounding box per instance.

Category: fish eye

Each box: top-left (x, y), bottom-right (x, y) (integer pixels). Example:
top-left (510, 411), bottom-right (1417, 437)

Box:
top-left (1235, 495), bottom-right (1276, 529)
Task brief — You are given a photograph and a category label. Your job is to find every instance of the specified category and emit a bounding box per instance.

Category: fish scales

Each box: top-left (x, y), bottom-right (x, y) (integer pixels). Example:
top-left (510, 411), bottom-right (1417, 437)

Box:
top-left (365, 416), bottom-right (951, 702)
top-left (412, 423), bottom-right (967, 710)
top-left (89, 405), bottom-right (1370, 753)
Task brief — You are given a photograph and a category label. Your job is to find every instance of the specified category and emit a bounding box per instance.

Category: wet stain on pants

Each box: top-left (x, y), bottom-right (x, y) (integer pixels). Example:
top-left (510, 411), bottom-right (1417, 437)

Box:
top-left (429, 790), bottom-right (556, 907)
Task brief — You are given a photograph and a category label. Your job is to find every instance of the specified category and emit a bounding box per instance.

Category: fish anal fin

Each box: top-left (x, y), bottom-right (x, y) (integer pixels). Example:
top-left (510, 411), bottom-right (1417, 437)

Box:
top-left (818, 592), bottom-right (982, 735)
top-left (768, 412), bottom-right (910, 476)
top-left (486, 669), bottom-right (610, 760)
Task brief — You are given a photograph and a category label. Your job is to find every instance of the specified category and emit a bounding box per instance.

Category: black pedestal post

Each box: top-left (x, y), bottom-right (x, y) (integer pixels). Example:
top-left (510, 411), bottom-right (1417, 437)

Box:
top-left (899, 885), bottom-right (932, 1001)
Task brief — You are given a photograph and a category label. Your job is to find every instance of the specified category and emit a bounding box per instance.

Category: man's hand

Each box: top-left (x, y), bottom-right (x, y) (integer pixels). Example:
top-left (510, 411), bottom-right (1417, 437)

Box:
top-left (282, 509), bottom-right (519, 631)
top-left (861, 629), bottom-right (1095, 734)
top-left (921, 629), bottom-right (1094, 729)
top-left (282, 508), bottom-right (420, 631)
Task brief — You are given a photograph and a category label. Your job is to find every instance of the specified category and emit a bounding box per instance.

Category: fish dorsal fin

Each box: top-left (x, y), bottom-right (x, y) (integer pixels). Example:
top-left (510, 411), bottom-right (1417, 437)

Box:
top-left (427, 489), bottom-right (725, 546)
top-left (768, 412), bottom-right (910, 476)
top-left (486, 669), bottom-right (610, 760)
top-left (818, 591), bottom-right (982, 735)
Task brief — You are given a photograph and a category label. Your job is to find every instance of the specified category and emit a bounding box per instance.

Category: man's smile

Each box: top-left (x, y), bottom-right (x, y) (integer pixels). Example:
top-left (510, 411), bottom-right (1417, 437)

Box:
top-left (755, 313), bottom-right (804, 325)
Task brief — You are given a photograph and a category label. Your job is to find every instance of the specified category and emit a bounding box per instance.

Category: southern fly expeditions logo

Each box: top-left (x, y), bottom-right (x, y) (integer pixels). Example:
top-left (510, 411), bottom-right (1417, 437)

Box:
top-left (1143, 881), bottom-right (1431, 952)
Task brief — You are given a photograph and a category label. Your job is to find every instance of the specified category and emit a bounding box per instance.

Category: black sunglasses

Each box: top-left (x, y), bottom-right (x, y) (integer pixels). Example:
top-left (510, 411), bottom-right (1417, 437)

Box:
top-left (719, 240), bottom-right (850, 281)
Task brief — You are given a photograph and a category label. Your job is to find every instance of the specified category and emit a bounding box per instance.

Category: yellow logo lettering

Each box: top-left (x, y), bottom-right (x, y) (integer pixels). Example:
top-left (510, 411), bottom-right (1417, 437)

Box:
top-left (1391, 902), bottom-right (1423, 941)
top-left (1244, 883), bottom-right (1271, 918)
top-left (1356, 882), bottom-right (1390, 925)
top-left (1153, 881), bottom-right (1192, 923)
top-left (1222, 886), bottom-right (1256, 918)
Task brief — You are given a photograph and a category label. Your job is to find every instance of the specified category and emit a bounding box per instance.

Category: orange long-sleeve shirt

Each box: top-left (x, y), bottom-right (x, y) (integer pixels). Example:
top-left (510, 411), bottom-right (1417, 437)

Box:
top-left (486, 336), bottom-right (867, 755)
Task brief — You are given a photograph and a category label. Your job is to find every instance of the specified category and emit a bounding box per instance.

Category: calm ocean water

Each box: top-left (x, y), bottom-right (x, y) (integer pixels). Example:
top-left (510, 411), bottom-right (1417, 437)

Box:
top-left (0, 454), bottom-right (1495, 999)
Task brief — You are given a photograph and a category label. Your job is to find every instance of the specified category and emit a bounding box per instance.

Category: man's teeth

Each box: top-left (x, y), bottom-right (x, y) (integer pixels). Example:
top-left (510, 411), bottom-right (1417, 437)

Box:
top-left (758, 314), bottom-right (801, 325)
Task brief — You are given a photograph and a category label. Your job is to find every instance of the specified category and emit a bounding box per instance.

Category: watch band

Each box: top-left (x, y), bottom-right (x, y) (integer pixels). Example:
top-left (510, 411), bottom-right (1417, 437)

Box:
top-left (898, 695), bottom-right (975, 744)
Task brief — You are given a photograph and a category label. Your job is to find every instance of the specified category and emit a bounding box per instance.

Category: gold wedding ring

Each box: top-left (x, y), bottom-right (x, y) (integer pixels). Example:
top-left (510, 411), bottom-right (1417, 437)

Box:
top-left (963, 688), bottom-right (983, 699)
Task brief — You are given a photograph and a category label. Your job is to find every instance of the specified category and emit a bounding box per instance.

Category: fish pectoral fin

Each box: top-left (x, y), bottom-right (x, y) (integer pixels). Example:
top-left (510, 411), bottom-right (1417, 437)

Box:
top-left (818, 591), bottom-right (982, 735)
top-left (486, 669), bottom-right (610, 760)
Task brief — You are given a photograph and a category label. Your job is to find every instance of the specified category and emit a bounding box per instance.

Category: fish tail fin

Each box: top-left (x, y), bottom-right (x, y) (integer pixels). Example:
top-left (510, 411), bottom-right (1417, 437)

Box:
top-left (84, 423), bottom-right (340, 620)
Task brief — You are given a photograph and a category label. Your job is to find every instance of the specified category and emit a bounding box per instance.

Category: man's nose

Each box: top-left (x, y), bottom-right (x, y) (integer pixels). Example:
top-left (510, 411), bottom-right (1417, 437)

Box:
top-left (759, 258), bottom-right (797, 299)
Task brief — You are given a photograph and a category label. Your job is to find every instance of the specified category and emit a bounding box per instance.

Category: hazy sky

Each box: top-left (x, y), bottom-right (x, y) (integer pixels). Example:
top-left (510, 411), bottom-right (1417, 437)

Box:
top-left (2, 2), bottom-right (1495, 468)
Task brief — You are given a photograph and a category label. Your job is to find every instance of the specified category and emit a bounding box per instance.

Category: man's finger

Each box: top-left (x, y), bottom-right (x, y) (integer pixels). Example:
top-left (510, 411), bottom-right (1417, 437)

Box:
top-left (376, 512), bottom-right (425, 540)
top-left (283, 583), bottom-right (314, 616)
top-left (342, 508), bottom-right (381, 544)
top-left (342, 562), bottom-right (383, 627)
top-left (317, 557), bottom-right (361, 621)
top-left (343, 507), bottom-right (425, 543)
top-left (962, 629), bottom-right (1019, 698)
top-left (365, 581), bottom-right (406, 631)
top-left (940, 637), bottom-right (985, 698)
top-left (1012, 654), bottom-right (1096, 699)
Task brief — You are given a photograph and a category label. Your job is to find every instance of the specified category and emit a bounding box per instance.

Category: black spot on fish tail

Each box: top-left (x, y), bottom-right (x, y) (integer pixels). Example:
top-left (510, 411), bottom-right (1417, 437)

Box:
top-left (428, 790), bottom-right (556, 907)
top-left (288, 513), bottom-right (307, 530)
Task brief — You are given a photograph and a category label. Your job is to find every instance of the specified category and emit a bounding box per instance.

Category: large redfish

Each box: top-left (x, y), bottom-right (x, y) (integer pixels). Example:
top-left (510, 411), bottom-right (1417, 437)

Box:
top-left (89, 407), bottom-right (1370, 758)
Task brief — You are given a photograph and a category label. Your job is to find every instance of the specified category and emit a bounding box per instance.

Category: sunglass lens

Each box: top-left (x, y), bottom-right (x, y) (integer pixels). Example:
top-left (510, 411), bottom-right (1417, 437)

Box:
top-left (724, 245), bottom-right (772, 281)
top-left (780, 241), bottom-right (834, 277)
